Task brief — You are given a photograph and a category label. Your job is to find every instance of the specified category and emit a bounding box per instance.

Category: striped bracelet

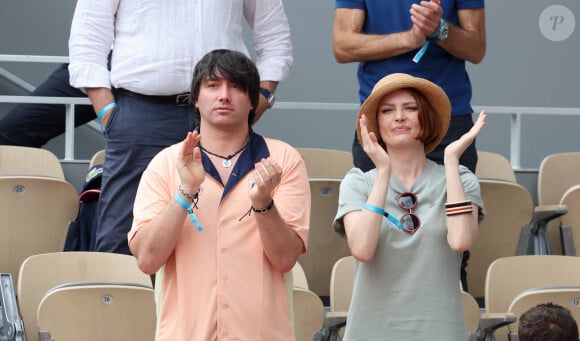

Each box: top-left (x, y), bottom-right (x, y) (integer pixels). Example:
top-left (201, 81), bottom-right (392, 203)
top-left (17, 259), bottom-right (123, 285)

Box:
top-left (445, 201), bottom-right (473, 216)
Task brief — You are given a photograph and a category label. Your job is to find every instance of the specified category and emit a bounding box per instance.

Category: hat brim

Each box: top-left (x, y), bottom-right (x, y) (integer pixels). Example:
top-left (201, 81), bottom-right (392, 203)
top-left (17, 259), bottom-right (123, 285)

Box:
top-left (356, 73), bottom-right (451, 154)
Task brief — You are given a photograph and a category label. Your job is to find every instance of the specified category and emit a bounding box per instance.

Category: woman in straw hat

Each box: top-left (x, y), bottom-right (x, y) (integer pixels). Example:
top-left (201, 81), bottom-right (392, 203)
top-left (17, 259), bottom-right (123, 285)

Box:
top-left (333, 73), bottom-right (486, 340)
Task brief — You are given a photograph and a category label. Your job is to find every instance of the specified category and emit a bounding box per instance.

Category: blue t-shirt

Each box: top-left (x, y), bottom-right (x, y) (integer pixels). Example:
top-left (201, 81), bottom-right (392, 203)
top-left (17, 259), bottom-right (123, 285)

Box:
top-left (335, 0), bottom-right (485, 116)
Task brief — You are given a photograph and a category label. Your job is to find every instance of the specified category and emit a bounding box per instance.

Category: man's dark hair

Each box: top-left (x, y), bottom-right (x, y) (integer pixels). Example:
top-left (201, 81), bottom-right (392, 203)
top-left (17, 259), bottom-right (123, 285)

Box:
top-left (190, 49), bottom-right (260, 125)
top-left (518, 303), bottom-right (579, 341)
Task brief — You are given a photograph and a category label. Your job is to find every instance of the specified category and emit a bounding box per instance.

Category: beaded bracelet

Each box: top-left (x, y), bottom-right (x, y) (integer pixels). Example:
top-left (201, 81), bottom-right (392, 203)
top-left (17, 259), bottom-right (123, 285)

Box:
top-left (252, 200), bottom-right (274, 214)
top-left (238, 200), bottom-right (274, 221)
top-left (445, 200), bottom-right (473, 216)
top-left (178, 185), bottom-right (199, 201)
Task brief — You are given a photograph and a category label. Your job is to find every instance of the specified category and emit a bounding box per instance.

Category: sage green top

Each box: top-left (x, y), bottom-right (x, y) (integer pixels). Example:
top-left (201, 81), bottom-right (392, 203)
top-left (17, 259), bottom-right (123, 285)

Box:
top-left (334, 161), bottom-right (484, 341)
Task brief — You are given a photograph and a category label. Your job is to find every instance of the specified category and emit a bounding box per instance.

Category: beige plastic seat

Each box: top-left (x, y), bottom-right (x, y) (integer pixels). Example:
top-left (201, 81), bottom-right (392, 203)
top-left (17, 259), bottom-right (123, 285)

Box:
top-left (298, 178), bottom-right (350, 298)
top-left (531, 152), bottom-right (580, 255)
top-left (292, 261), bottom-right (309, 290)
top-left (18, 251), bottom-right (152, 341)
top-left (89, 149), bottom-right (105, 169)
top-left (467, 179), bottom-right (534, 299)
top-left (506, 286), bottom-right (580, 338)
top-left (479, 255), bottom-right (580, 341)
top-left (475, 151), bottom-right (516, 182)
top-left (560, 184), bottom-right (580, 255)
top-left (292, 287), bottom-right (325, 341)
top-left (329, 256), bottom-right (355, 317)
top-left (462, 290), bottom-right (481, 335)
top-left (37, 282), bottom-right (156, 341)
top-left (0, 176), bottom-right (78, 289)
top-left (537, 152), bottom-right (580, 208)
top-left (324, 256), bottom-right (354, 340)
top-left (296, 147), bottom-right (353, 179)
top-left (0, 145), bottom-right (65, 179)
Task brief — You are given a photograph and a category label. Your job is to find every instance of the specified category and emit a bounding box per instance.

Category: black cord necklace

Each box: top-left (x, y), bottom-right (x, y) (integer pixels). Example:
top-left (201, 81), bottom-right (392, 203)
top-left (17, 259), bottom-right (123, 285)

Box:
top-left (200, 141), bottom-right (249, 168)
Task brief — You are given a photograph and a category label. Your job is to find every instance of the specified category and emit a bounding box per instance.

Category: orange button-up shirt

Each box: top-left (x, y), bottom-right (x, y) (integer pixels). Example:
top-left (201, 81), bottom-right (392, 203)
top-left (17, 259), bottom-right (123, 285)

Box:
top-left (129, 134), bottom-right (310, 340)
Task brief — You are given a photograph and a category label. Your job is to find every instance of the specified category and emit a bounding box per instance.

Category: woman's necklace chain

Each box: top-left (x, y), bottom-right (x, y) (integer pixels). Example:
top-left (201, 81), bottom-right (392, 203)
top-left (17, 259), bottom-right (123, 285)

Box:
top-left (200, 141), bottom-right (249, 168)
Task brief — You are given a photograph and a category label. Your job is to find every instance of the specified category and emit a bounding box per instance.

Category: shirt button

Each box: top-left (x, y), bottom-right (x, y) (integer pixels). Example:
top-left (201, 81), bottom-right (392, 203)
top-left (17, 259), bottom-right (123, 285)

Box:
top-left (223, 304), bottom-right (229, 309)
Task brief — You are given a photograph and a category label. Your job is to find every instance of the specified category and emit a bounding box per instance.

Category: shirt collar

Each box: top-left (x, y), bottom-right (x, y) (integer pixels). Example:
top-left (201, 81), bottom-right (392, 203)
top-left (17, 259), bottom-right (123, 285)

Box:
top-left (196, 128), bottom-right (270, 199)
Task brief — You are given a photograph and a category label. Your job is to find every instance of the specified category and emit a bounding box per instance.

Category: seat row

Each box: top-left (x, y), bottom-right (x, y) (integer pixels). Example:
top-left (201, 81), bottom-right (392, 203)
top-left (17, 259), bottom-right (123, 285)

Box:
top-left (2, 146), bottom-right (580, 340)
top-left (296, 148), bottom-right (580, 302)
top-left (0, 252), bottom-right (155, 341)
top-left (293, 148), bottom-right (580, 341)
top-left (469, 151), bottom-right (580, 299)
top-left (292, 254), bottom-right (580, 341)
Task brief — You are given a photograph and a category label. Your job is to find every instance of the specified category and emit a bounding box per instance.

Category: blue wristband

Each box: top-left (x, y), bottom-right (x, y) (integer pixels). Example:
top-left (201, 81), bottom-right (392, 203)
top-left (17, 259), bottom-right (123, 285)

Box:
top-left (428, 19), bottom-right (445, 41)
top-left (413, 19), bottom-right (445, 63)
top-left (363, 202), bottom-right (404, 229)
top-left (174, 192), bottom-right (203, 231)
top-left (412, 41), bottom-right (430, 63)
top-left (97, 102), bottom-right (117, 121)
top-left (363, 203), bottom-right (385, 215)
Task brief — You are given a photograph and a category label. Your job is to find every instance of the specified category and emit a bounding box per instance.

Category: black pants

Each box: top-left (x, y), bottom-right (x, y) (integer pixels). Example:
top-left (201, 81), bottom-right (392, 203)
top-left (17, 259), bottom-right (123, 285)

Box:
top-left (352, 114), bottom-right (477, 292)
top-left (0, 63), bottom-right (96, 147)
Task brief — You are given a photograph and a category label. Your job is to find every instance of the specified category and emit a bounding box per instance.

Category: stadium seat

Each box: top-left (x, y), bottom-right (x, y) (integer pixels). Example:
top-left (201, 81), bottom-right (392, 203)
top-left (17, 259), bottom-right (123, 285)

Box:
top-left (467, 179), bottom-right (534, 299)
top-left (475, 151), bottom-right (516, 183)
top-left (293, 287), bottom-right (325, 341)
top-left (37, 282), bottom-right (155, 341)
top-left (295, 147), bottom-right (352, 179)
top-left (18, 251), bottom-right (151, 340)
top-left (0, 176), bottom-right (78, 290)
top-left (476, 255), bottom-right (580, 341)
top-left (298, 178), bottom-right (350, 299)
top-left (0, 145), bottom-right (65, 179)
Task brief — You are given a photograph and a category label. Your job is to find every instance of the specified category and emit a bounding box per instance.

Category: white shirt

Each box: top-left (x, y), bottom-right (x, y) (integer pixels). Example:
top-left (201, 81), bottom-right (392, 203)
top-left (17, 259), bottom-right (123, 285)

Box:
top-left (68, 0), bottom-right (293, 95)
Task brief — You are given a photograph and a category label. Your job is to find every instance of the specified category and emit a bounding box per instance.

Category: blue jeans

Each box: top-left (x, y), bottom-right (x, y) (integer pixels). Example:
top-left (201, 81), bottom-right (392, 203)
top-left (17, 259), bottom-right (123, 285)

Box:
top-left (96, 93), bottom-right (195, 254)
top-left (0, 63), bottom-right (95, 147)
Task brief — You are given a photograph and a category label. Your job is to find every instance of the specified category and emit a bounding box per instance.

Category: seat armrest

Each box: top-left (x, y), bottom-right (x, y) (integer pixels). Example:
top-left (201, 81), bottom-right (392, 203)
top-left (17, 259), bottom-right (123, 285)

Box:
top-left (531, 205), bottom-right (567, 228)
top-left (471, 313), bottom-right (517, 341)
top-left (516, 205), bottom-right (568, 255)
top-left (313, 312), bottom-right (347, 341)
top-left (324, 311), bottom-right (347, 328)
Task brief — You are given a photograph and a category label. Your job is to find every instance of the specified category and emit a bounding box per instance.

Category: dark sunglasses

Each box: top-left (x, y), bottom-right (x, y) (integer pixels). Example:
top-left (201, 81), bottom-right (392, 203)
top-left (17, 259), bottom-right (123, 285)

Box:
top-left (396, 192), bottom-right (421, 234)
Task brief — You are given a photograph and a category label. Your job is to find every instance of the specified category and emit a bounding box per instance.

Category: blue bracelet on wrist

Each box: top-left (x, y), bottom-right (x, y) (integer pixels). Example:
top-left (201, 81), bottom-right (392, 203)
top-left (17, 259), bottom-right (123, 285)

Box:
top-left (428, 19), bottom-right (444, 41)
top-left (175, 192), bottom-right (203, 231)
top-left (414, 19), bottom-right (446, 63)
top-left (97, 102), bottom-right (117, 121)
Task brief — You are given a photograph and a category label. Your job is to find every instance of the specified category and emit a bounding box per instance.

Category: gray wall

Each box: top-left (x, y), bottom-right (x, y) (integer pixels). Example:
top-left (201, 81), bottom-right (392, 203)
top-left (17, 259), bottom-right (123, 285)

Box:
top-left (1, 0), bottom-right (580, 193)
top-left (468, 0), bottom-right (580, 169)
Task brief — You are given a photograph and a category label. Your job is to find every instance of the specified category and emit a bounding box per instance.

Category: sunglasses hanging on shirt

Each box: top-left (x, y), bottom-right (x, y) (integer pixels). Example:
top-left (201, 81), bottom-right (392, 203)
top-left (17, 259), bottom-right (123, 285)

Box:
top-left (396, 192), bottom-right (421, 234)
top-left (363, 191), bottom-right (421, 235)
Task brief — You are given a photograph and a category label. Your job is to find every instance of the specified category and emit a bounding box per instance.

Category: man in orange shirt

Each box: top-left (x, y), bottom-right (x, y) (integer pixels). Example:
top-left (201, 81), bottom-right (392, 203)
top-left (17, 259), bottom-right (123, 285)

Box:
top-left (128, 49), bottom-right (310, 340)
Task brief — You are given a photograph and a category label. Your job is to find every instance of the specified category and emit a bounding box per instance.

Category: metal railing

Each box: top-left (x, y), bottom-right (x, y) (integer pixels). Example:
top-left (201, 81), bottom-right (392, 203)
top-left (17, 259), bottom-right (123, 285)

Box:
top-left (1, 54), bottom-right (579, 168)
